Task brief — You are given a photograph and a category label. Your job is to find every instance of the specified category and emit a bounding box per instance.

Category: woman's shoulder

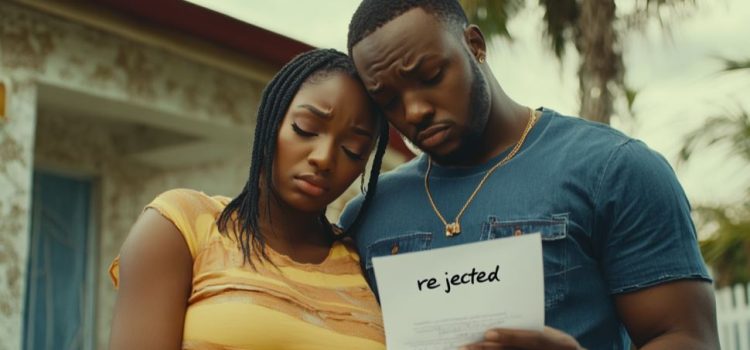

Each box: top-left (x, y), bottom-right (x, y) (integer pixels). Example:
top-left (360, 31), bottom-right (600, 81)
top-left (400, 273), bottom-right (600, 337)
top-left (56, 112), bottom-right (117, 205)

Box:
top-left (145, 188), bottom-right (231, 258)
top-left (151, 188), bottom-right (230, 213)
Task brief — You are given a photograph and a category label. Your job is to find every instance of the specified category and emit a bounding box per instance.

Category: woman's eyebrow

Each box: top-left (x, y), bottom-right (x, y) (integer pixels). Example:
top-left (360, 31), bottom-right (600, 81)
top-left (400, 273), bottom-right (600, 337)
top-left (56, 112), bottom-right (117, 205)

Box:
top-left (297, 104), bottom-right (331, 119)
top-left (352, 125), bottom-right (373, 138)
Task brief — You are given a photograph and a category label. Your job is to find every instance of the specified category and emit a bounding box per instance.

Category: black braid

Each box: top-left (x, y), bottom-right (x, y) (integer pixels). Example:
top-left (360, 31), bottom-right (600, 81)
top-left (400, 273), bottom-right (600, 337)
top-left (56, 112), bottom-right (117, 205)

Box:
top-left (217, 49), bottom-right (389, 266)
top-left (346, 120), bottom-right (389, 236)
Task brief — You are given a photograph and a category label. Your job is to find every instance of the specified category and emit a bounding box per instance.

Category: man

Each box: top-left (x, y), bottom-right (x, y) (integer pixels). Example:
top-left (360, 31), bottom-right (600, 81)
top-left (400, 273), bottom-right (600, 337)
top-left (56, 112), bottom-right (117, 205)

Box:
top-left (339, 0), bottom-right (719, 349)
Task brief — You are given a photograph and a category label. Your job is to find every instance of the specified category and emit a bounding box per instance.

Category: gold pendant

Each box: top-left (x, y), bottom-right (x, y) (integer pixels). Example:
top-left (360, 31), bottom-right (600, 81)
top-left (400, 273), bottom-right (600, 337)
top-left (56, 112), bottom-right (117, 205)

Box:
top-left (445, 222), bottom-right (461, 237)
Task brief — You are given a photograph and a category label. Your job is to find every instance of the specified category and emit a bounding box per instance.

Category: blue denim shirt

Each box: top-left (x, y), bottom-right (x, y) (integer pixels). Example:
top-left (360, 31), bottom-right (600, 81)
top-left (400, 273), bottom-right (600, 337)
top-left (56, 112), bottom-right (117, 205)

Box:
top-left (340, 108), bottom-right (711, 349)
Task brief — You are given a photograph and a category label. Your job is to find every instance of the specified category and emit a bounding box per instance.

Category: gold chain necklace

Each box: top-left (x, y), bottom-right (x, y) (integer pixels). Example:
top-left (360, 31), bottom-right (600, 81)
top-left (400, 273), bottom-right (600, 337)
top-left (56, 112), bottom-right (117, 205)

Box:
top-left (424, 108), bottom-right (538, 237)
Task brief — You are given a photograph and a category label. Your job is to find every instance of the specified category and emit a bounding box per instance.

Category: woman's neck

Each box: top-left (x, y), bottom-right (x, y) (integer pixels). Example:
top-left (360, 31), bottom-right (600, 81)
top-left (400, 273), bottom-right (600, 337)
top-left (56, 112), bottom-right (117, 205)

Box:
top-left (256, 194), bottom-right (333, 264)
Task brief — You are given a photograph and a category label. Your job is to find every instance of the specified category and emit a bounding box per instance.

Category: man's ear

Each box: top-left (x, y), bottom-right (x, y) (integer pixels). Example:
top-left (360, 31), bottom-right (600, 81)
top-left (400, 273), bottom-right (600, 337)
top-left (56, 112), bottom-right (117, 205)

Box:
top-left (464, 24), bottom-right (487, 61)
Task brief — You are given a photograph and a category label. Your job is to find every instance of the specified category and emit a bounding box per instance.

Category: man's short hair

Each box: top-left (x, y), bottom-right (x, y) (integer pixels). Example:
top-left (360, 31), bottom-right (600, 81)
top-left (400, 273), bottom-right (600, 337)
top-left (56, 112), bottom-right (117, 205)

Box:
top-left (347, 0), bottom-right (469, 55)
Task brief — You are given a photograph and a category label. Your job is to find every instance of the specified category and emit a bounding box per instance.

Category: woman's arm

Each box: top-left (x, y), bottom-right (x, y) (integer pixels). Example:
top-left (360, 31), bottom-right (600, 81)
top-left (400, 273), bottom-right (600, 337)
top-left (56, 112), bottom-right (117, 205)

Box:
top-left (109, 208), bottom-right (193, 350)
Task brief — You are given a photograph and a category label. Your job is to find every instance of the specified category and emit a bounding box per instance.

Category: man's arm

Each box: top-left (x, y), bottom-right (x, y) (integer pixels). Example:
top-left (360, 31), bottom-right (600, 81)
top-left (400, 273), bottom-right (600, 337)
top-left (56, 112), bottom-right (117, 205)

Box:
top-left (463, 280), bottom-right (718, 349)
top-left (463, 140), bottom-right (719, 349)
top-left (616, 280), bottom-right (719, 349)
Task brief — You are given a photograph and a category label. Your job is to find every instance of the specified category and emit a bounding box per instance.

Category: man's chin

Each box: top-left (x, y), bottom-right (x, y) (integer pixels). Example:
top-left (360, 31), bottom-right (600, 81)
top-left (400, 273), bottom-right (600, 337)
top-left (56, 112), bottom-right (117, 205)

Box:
top-left (425, 138), bottom-right (482, 166)
top-left (425, 145), bottom-right (467, 166)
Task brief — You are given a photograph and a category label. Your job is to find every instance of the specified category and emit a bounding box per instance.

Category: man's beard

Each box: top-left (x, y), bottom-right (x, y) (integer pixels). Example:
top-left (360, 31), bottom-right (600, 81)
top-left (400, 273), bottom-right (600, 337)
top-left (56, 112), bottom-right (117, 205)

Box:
top-left (430, 56), bottom-right (491, 165)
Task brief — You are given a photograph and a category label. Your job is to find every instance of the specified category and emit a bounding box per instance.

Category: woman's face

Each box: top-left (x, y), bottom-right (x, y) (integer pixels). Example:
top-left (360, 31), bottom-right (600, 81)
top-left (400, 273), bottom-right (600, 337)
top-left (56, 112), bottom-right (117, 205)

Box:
top-left (272, 72), bottom-right (378, 213)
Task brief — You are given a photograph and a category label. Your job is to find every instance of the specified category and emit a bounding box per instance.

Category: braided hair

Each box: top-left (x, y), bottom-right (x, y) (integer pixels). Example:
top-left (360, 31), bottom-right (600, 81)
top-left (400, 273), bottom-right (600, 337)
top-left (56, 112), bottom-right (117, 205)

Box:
top-left (217, 48), bottom-right (389, 265)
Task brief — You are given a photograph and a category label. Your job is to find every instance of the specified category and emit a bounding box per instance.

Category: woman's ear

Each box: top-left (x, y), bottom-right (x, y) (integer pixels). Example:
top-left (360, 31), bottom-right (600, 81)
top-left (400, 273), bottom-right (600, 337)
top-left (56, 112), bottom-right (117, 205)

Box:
top-left (464, 24), bottom-right (487, 62)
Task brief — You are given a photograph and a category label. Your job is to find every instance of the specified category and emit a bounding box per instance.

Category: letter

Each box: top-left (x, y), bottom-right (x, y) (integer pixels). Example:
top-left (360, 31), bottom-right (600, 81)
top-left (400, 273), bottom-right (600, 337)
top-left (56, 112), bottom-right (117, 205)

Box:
top-left (469, 267), bottom-right (479, 284)
top-left (427, 278), bottom-right (440, 289)
top-left (476, 271), bottom-right (487, 283)
top-left (461, 272), bottom-right (471, 284)
top-left (488, 265), bottom-right (501, 282)
top-left (444, 275), bottom-right (452, 293)
top-left (417, 278), bottom-right (429, 291)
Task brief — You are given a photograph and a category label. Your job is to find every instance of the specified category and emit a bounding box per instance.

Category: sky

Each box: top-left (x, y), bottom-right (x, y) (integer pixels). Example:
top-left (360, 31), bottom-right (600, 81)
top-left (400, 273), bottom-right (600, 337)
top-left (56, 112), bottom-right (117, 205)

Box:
top-left (188, 0), bottom-right (750, 208)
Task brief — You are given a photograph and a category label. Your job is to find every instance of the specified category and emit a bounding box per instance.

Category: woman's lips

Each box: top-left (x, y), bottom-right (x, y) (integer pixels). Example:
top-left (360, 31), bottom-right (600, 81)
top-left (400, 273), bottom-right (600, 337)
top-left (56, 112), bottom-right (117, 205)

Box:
top-left (294, 175), bottom-right (328, 197)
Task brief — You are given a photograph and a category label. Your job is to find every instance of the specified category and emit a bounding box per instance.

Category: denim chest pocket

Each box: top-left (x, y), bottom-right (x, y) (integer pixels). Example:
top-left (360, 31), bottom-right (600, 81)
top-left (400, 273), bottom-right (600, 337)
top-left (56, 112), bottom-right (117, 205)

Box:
top-left (365, 232), bottom-right (433, 294)
top-left (483, 215), bottom-right (569, 309)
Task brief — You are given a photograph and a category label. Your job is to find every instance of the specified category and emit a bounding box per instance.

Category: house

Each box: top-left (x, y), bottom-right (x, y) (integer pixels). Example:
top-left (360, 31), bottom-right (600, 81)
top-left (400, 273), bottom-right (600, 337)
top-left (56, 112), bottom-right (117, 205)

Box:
top-left (0, 1), bottom-right (410, 349)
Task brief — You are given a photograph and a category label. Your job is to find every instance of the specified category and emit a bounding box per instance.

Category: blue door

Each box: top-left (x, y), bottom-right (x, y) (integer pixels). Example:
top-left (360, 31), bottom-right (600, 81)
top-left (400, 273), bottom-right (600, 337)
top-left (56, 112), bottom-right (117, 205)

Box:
top-left (23, 171), bottom-right (92, 350)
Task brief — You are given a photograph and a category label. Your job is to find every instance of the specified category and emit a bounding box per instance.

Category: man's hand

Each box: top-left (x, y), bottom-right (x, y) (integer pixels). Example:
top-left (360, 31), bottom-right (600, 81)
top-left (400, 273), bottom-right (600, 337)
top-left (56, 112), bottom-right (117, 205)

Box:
top-left (460, 326), bottom-right (583, 350)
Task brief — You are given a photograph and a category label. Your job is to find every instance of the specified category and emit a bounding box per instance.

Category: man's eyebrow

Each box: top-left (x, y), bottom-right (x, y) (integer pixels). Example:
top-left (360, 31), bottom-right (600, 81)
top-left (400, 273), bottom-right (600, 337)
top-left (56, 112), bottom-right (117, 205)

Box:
top-left (297, 104), bottom-right (331, 119)
top-left (399, 55), bottom-right (424, 75)
top-left (366, 81), bottom-right (383, 95)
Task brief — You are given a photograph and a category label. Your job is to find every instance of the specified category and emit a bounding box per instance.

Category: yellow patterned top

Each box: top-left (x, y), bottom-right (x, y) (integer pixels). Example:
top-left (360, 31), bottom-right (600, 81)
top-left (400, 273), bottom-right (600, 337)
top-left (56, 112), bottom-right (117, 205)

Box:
top-left (110, 189), bottom-right (385, 349)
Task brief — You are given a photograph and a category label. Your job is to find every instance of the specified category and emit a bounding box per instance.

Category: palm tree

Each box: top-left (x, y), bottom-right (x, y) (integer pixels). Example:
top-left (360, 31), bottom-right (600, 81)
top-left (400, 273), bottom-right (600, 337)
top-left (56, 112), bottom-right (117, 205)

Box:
top-left (695, 204), bottom-right (750, 287)
top-left (460, 0), bottom-right (694, 124)
top-left (679, 59), bottom-right (750, 287)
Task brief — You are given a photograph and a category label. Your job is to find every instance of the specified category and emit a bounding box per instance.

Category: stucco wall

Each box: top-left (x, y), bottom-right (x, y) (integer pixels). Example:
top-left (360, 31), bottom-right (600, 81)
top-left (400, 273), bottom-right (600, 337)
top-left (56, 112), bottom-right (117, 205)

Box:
top-left (33, 109), bottom-right (249, 348)
top-left (0, 2), bottom-right (264, 349)
top-left (0, 79), bottom-right (37, 350)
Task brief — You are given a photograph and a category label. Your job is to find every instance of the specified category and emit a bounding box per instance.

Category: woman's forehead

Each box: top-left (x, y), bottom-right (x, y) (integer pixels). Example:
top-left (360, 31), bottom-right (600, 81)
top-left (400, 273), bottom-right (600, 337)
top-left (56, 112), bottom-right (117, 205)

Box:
top-left (293, 73), bottom-right (377, 127)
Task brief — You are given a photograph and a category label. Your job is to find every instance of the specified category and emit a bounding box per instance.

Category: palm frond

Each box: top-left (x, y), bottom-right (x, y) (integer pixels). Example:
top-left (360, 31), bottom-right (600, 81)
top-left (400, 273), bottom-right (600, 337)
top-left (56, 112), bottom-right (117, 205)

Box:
top-left (697, 204), bottom-right (750, 287)
top-left (460, 0), bottom-right (526, 40)
top-left (623, 0), bottom-right (696, 29)
top-left (721, 57), bottom-right (750, 72)
top-left (679, 109), bottom-right (750, 163)
top-left (537, 0), bottom-right (578, 59)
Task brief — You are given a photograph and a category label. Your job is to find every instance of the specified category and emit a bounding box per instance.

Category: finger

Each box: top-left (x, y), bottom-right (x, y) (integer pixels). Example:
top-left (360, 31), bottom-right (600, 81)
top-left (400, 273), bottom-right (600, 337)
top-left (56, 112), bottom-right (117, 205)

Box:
top-left (459, 341), bottom-right (510, 350)
top-left (483, 328), bottom-right (579, 350)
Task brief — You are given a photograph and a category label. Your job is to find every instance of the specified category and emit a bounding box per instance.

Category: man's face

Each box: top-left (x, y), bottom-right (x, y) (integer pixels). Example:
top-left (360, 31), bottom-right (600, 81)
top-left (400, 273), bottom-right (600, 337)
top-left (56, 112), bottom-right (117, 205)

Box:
top-left (352, 8), bottom-right (490, 164)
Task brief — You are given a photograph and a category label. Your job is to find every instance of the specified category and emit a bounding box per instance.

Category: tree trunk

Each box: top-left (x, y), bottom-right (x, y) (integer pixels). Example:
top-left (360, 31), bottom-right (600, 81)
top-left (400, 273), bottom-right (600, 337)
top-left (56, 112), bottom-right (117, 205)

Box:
top-left (575, 0), bottom-right (622, 124)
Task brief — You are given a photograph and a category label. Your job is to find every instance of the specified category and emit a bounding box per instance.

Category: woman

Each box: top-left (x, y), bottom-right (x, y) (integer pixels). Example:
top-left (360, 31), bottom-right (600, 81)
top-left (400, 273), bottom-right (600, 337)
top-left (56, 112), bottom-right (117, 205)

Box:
top-left (108, 49), bottom-right (389, 349)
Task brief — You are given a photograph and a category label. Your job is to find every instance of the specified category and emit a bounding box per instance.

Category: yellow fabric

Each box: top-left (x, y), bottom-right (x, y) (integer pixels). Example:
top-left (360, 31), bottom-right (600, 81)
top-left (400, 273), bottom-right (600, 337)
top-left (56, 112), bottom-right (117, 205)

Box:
top-left (109, 189), bottom-right (385, 349)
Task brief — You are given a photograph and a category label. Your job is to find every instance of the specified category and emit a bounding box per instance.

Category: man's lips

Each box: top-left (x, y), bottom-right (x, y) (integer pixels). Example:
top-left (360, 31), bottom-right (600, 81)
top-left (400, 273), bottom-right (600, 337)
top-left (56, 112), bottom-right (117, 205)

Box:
top-left (294, 174), bottom-right (329, 197)
top-left (416, 124), bottom-right (451, 149)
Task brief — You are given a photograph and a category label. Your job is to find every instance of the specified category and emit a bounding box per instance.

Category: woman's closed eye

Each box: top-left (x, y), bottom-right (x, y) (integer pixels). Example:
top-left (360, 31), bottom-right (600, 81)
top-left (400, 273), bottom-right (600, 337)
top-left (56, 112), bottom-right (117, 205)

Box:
top-left (342, 147), bottom-right (365, 161)
top-left (291, 122), bottom-right (317, 137)
top-left (293, 121), bottom-right (367, 161)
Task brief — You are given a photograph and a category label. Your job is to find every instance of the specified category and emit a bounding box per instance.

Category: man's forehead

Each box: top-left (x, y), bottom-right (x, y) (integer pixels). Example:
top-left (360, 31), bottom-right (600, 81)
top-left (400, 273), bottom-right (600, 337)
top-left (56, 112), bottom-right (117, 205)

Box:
top-left (352, 8), bottom-right (453, 83)
top-left (354, 9), bottom-right (450, 57)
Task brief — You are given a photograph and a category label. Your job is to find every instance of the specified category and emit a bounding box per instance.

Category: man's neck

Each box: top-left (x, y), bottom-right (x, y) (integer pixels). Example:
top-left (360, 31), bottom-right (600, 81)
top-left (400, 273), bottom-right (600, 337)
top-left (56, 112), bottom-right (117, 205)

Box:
top-left (436, 81), bottom-right (532, 168)
top-left (478, 93), bottom-right (533, 164)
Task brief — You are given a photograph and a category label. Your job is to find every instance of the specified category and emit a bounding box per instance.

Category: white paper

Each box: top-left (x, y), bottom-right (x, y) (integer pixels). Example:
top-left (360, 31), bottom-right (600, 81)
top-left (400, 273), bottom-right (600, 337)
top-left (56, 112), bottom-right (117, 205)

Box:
top-left (372, 233), bottom-right (544, 350)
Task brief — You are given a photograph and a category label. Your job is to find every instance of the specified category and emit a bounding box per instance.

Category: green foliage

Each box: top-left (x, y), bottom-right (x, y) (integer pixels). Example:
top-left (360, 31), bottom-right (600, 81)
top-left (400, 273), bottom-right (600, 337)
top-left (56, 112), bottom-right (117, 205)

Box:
top-left (682, 58), bottom-right (750, 286)
top-left (537, 0), bottom-right (578, 58)
top-left (460, 0), bottom-right (526, 40)
top-left (460, 0), bottom-right (696, 123)
top-left (697, 204), bottom-right (750, 287)
top-left (720, 57), bottom-right (750, 72)
top-left (679, 109), bottom-right (750, 164)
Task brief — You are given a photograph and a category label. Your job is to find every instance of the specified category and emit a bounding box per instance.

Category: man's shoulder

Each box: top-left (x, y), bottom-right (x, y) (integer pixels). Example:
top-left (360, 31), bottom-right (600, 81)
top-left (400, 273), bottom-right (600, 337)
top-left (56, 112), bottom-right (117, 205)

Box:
top-left (539, 109), bottom-right (644, 165)
top-left (545, 109), bottom-right (632, 146)
top-left (375, 154), bottom-right (425, 190)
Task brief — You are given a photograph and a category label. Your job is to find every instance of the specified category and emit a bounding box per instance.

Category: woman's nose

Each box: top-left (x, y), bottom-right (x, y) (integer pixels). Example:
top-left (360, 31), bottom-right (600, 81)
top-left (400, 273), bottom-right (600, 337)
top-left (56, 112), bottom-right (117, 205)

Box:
top-left (307, 139), bottom-right (336, 172)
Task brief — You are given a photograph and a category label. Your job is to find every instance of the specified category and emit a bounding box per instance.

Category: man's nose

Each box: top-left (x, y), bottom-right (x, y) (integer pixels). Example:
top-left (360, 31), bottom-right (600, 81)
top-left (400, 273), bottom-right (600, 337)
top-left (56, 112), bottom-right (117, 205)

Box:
top-left (403, 93), bottom-right (435, 127)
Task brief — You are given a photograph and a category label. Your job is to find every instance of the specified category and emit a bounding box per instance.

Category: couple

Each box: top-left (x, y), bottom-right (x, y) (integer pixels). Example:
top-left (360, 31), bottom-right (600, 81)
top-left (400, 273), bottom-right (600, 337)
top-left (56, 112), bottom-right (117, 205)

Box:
top-left (109, 1), bottom-right (718, 349)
